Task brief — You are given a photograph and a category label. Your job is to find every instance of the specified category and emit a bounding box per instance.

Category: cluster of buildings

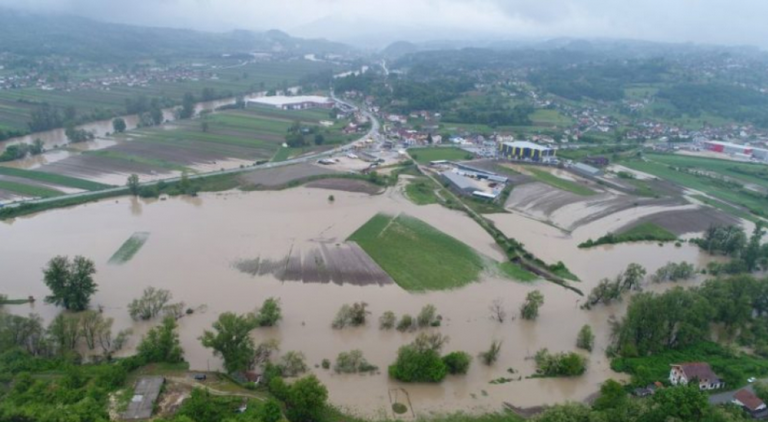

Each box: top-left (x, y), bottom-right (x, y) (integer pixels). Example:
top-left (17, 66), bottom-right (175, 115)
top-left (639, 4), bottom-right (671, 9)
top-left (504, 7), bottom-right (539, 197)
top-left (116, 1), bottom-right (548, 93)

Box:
top-left (702, 140), bottom-right (768, 161)
top-left (433, 162), bottom-right (509, 201)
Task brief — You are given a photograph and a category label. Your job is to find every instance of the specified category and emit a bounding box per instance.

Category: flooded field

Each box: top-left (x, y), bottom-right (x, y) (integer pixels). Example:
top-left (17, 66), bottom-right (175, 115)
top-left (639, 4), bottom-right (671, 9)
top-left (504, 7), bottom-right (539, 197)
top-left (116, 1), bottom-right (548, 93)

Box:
top-left (0, 183), bottom-right (732, 417)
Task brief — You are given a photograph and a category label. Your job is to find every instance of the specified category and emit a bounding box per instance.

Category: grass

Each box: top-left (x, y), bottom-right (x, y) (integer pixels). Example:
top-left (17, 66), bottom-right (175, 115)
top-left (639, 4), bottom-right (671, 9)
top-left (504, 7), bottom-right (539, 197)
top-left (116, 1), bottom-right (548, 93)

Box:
top-left (0, 180), bottom-right (63, 198)
top-left (271, 147), bottom-right (293, 162)
top-left (409, 147), bottom-right (473, 164)
top-left (611, 341), bottom-right (768, 389)
top-left (84, 150), bottom-right (191, 172)
top-left (530, 109), bottom-right (574, 126)
top-left (0, 167), bottom-right (111, 190)
top-left (497, 262), bottom-right (537, 282)
top-left (0, 297), bottom-right (32, 305)
top-left (645, 152), bottom-right (768, 190)
top-left (579, 222), bottom-right (677, 248)
top-left (108, 232), bottom-right (150, 264)
top-left (348, 213), bottom-right (529, 291)
top-left (404, 178), bottom-right (440, 205)
top-left (526, 167), bottom-right (597, 196)
top-left (691, 194), bottom-right (760, 224)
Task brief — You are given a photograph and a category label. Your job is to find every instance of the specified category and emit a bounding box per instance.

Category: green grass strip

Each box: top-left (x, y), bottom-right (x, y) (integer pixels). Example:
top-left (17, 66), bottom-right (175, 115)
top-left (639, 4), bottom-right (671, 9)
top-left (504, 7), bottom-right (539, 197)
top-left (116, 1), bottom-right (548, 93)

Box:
top-left (0, 180), bottom-right (63, 198)
top-left (108, 232), bottom-right (150, 264)
top-left (0, 167), bottom-right (111, 191)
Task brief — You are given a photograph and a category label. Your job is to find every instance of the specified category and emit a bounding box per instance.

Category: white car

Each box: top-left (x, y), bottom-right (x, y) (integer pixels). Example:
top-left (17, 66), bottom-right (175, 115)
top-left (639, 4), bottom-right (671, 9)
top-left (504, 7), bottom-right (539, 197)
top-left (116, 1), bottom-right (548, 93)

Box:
top-left (748, 377), bottom-right (757, 383)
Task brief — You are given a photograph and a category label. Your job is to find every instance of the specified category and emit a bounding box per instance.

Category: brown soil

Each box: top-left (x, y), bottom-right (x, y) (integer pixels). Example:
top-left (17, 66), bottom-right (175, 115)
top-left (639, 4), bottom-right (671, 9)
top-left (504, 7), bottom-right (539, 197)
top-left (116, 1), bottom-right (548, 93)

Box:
top-left (234, 242), bottom-right (393, 286)
top-left (305, 178), bottom-right (384, 195)
top-left (239, 163), bottom-right (337, 187)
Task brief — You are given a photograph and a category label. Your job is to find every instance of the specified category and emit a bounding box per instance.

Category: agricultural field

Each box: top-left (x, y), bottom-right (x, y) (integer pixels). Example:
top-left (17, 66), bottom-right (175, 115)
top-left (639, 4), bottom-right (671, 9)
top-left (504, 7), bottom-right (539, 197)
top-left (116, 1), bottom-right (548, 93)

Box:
top-left (643, 153), bottom-right (768, 190)
top-left (0, 59), bottom-right (340, 133)
top-left (525, 167), bottom-right (597, 196)
top-left (0, 179), bottom-right (62, 198)
top-left (408, 147), bottom-right (473, 164)
top-left (620, 157), bottom-right (768, 218)
top-left (33, 106), bottom-right (355, 184)
top-left (348, 213), bottom-right (531, 291)
top-left (404, 177), bottom-right (441, 205)
top-left (0, 166), bottom-right (110, 190)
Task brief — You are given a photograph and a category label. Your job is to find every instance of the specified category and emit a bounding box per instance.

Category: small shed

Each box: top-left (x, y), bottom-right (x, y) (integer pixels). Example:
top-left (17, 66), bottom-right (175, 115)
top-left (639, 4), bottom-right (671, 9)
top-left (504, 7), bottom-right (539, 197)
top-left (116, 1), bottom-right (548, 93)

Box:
top-left (572, 162), bottom-right (603, 178)
top-left (122, 376), bottom-right (165, 420)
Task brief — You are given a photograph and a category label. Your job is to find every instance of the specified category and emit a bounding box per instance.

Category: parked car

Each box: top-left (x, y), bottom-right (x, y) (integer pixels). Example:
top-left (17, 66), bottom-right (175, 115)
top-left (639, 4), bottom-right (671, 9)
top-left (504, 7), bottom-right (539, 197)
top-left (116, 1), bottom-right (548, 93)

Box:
top-left (193, 374), bottom-right (207, 381)
top-left (748, 377), bottom-right (757, 383)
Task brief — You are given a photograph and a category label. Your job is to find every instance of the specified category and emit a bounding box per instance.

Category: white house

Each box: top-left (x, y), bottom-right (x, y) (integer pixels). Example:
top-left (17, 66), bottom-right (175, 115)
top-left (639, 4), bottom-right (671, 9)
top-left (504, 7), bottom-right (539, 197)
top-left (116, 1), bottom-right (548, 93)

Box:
top-left (732, 389), bottom-right (768, 419)
top-left (669, 363), bottom-right (725, 390)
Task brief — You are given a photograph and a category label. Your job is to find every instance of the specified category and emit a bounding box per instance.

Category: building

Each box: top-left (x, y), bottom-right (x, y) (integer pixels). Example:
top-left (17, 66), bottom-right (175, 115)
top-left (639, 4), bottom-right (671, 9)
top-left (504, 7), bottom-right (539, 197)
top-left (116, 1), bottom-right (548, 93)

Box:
top-left (247, 95), bottom-right (333, 110)
top-left (441, 171), bottom-right (477, 195)
top-left (732, 389), bottom-right (768, 419)
top-left (703, 140), bottom-right (753, 156)
top-left (753, 148), bottom-right (768, 161)
top-left (572, 162), bottom-right (603, 178)
top-left (499, 141), bottom-right (556, 162)
top-left (669, 363), bottom-right (724, 390)
top-left (122, 376), bottom-right (165, 420)
top-left (583, 156), bottom-right (610, 167)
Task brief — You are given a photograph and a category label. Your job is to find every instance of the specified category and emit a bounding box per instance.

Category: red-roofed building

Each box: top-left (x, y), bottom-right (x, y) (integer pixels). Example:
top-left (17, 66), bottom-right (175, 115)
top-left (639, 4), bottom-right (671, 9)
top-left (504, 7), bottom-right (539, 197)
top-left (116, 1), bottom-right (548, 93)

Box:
top-left (669, 363), bottom-right (724, 390)
top-left (732, 389), bottom-right (768, 419)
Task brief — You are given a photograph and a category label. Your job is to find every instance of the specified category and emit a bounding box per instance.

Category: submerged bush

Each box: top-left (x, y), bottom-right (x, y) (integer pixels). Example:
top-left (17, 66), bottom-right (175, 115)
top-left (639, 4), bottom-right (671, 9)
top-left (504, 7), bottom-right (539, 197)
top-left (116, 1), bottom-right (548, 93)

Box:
top-left (334, 350), bottom-right (378, 374)
top-left (442, 351), bottom-right (471, 375)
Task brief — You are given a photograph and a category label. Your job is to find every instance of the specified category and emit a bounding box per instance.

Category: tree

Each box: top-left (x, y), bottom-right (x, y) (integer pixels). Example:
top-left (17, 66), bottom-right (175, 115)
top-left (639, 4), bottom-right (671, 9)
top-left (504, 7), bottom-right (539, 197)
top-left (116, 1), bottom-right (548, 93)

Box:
top-left (128, 287), bottom-right (172, 321)
top-left (112, 118), bottom-right (127, 133)
top-left (199, 312), bottom-right (258, 373)
top-left (313, 133), bottom-right (325, 145)
top-left (127, 174), bottom-right (140, 196)
top-left (478, 340), bottom-right (502, 365)
top-left (416, 304), bottom-right (438, 327)
top-left (48, 312), bottom-right (81, 353)
top-left (534, 349), bottom-right (587, 376)
top-left (284, 375), bottom-right (328, 422)
top-left (280, 351), bottom-right (308, 377)
top-left (332, 302), bottom-right (369, 328)
top-left (520, 290), bottom-right (544, 320)
top-left (201, 121), bottom-right (209, 133)
top-left (744, 223), bottom-right (765, 272)
top-left (442, 351), bottom-right (471, 374)
top-left (43, 256), bottom-right (97, 311)
top-left (179, 92), bottom-right (196, 119)
top-left (389, 333), bottom-right (449, 382)
top-left (622, 263), bottom-right (647, 291)
top-left (334, 349), bottom-right (377, 373)
top-left (576, 325), bottom-right (595, 352)
top-left (489, 298), bottom-right (507, 323)
top-left (79, 310), bottom-right (111, 351)
top-left (379, 311), bottom-right (396, 329)
top-left (255, 297), bottom-right (282, 327)
top-left (137, 315), bottom-right (184, 363)
top-left (261, 399), bottom-right (283, 422)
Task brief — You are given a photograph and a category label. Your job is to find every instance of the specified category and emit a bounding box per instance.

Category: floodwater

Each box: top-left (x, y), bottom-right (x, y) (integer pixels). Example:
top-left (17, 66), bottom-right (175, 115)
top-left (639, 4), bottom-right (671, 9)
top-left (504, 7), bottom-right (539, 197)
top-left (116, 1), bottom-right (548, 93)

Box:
top-left (0, 184), bottom-right (723, 417)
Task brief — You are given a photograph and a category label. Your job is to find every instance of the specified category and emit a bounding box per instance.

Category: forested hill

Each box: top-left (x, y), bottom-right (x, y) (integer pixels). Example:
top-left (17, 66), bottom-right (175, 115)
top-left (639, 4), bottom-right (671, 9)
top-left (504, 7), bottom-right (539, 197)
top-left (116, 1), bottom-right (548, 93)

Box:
top-left (0, 9), bottom-right (353, 61)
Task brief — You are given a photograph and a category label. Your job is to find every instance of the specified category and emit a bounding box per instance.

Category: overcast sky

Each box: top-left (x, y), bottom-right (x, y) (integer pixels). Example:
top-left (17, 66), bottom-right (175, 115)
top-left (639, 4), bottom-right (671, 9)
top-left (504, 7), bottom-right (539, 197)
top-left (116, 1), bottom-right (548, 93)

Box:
top-left (2, 0), bottom-right (767, 48)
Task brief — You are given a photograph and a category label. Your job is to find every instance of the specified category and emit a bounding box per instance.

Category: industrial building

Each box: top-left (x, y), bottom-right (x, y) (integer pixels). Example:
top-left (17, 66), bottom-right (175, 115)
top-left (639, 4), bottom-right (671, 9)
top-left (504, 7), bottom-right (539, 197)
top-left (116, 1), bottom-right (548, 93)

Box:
top-left (499, 141), bottom-right (556, 162)
top-left (247, 95), bottom-right (333, 110)
top-left (440, 170), bottom-right (503, 200)
top-left (703, 140), bottom-right (752, 156)
top-left (571, 162), bottom-right (603, 178)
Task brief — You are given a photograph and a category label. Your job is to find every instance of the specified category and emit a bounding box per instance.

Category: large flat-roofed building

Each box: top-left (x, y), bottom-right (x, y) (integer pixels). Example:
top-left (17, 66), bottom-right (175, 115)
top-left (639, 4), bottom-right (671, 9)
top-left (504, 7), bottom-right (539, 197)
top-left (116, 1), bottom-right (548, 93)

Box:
top-left (499, 141), bottom-right (556, 162)
top-left (247, 95), bottom-right (333, 110)
top-left (703, 140), bottom-right (753, 156)
top-left (441, 171), bottom-right (477, 195)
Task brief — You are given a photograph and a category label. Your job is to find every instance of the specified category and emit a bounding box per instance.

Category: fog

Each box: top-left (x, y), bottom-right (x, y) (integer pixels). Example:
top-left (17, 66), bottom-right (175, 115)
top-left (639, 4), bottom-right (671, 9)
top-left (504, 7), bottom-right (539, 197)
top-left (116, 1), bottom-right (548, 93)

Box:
top-left (1, 0), bottom-right (767, 48)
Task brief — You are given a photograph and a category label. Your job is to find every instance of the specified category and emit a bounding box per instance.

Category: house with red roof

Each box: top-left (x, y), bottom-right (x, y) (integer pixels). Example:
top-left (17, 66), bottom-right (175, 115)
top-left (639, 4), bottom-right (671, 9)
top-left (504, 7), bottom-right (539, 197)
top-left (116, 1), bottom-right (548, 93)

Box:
top-left (669, 363), bottom-right (725, 390)
top-left (732, 389), bottom-right (768, 419)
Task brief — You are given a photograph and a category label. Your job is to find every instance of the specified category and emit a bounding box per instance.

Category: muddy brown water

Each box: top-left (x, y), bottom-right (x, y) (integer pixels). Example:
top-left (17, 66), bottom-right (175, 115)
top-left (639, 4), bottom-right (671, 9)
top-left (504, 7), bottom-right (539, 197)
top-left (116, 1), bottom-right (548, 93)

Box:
top-left (0, 184), bottom-right (727, 417)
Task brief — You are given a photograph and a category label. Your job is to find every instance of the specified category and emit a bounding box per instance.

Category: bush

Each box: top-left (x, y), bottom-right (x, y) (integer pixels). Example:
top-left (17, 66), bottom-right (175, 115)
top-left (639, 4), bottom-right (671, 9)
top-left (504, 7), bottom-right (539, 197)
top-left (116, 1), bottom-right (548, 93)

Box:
top-left (442, 352), bottom-right (471, 375)
top-left (379, 311), bottom-right (396, 330)
top-left (321, 359), bottom-right (330, 370)
top-left (534, 348), bottom-right (587, 377)
top-left (334, 350), bottom-right (378, 374)
top-left (576, 325), bottom-right (595, 352)
top-left (417, 304), bottom-right (439, 327)
top-left (255, 297), bottom-right (282, 327)
top-left (520, 290), bottom-right (544, 320)
top-left (128, 287), bottom-right (172, 321)
top-left (478, 340), bottom-right (502, 366)
top-left (279, 351), bottom-right (308, 377)
top-left (397, 314), bottom-right (414, 332)
top-left (389, 333), bottom-right (449, 383)
top-left (332, 302), bottom-right (370, 329)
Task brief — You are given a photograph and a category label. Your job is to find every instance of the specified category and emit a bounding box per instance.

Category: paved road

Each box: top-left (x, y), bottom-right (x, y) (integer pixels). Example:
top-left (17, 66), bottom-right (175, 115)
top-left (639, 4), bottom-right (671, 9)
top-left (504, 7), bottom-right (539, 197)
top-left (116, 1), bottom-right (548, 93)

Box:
top-left (2, 97), bottom-right (379, 210)
top-left (709, 380), bottom-right (766, 405)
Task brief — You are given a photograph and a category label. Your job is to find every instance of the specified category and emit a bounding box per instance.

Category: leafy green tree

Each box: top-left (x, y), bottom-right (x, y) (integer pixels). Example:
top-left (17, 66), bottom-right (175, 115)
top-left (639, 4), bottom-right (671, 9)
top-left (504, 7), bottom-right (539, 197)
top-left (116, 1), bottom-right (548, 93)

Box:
top-left (379, 311), bottom-right (396, 329)
top-left (261, 399), bottom-right (283, 422)
top-left (179, 92), bottom-right (196, 119)
top-left (127, 174), bottom-right (140, 196)
top-left (576, 325), bottom-right (594, 352)
top-left (442, 351), bottom-right (471, 374)
top-left (43, 256), bottom-right (97, 311)
top-left (201, 121), bottom-right (209, 133)
top-left (520, 290), bottom-right (544, 320)
top-left (178, 388), bottom-right (229, 422)
top-left (389, 333), bottom-right (448, 382)
top-left (137, 315), bottom-right (184, 363)
top-left (647, 384), bottom-right (709, 421)
top-left (112, 118), bottom-right (127, 133)
top-left (279, 351), bottom-right (308, 377)
top-left (313, 133), bottom-right (325, 145)
top-left (284, 375), bottom-right (328, 422)
top-left (200, 312), bottom-right (258, 373)
top-left (48, 312), bottom-right (81, 353)
top-left (744, 222), bottom-right (765, 272)
top-left (255, 297), bottom-right (282, 327)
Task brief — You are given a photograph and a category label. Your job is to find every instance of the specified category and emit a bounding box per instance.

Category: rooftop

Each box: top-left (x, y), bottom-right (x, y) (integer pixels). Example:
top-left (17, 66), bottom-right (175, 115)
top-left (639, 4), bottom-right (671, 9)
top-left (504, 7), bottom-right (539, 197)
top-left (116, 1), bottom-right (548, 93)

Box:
top-left (502, 141), bottom-right (554, 151)
top-left (122, 376), bottom-right (164, 420)
top-left (247, 95), bottom-right (331, 107)
top-left (441, 171), bottom-right (477, 191)
top-left (734, 389), bottom-right (765, 412)
top-left (673, 362), bottom-right (721, 383)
